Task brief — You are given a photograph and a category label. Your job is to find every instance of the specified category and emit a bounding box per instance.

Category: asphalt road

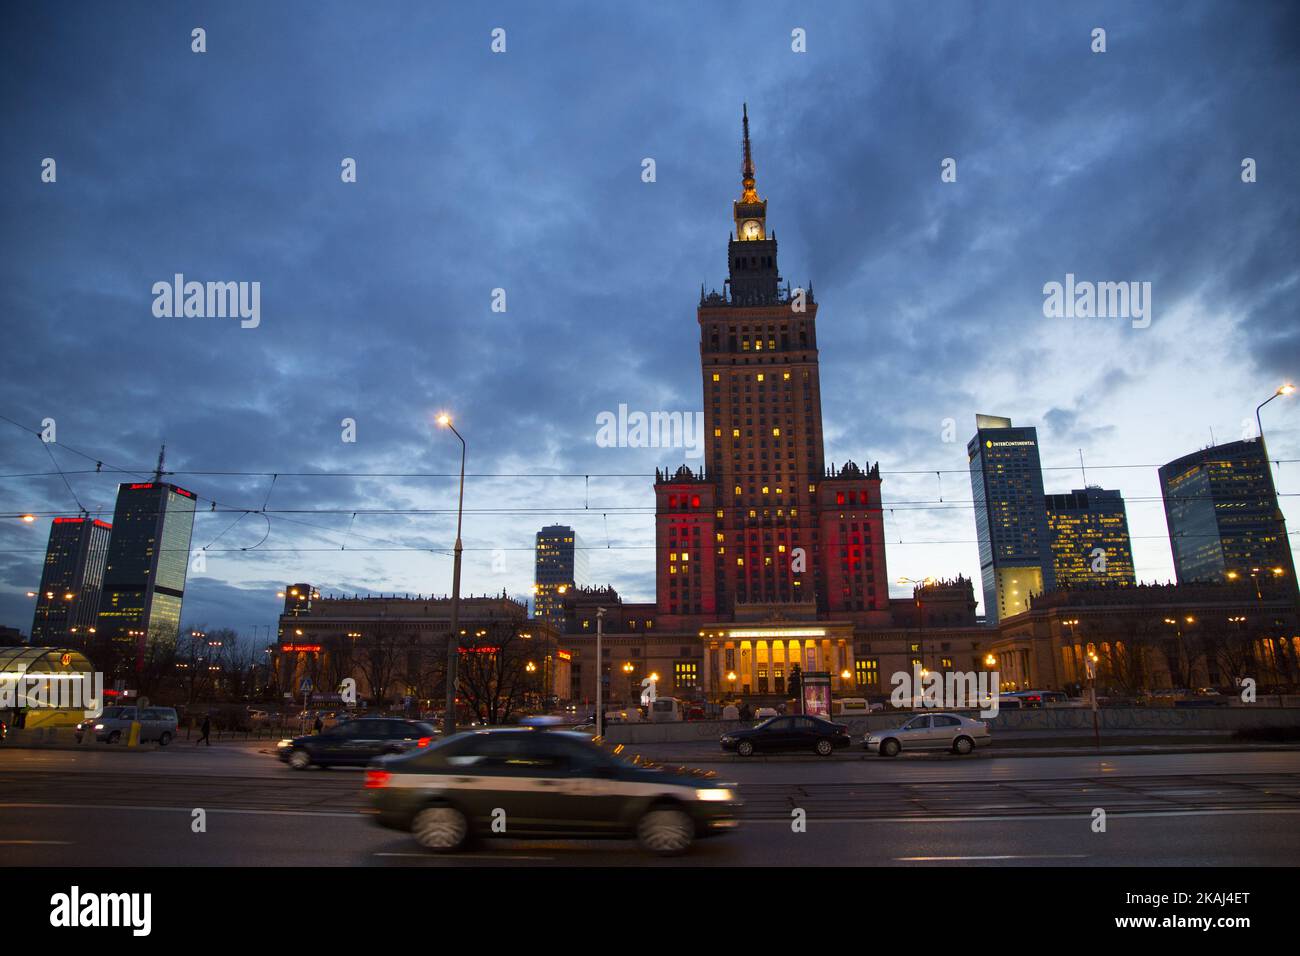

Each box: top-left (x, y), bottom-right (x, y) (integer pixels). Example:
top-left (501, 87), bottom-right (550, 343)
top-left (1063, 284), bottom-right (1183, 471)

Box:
top-left (2, 743), bottom-right (1297, 866)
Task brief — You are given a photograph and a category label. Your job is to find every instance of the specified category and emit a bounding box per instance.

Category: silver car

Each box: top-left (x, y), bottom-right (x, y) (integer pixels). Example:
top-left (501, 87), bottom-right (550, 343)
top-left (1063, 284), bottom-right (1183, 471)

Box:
top-left (864, 712), bottom-right (991, 757)
top-left (75, 706), bottom-right (179, 746)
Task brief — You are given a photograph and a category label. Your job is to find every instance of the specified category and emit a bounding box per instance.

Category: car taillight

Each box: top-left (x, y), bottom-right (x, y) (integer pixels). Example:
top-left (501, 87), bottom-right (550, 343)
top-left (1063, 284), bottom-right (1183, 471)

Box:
top-left (364, 770), bottom-right (391, 789)
top-left (417, 736), bottom-right (433, 748)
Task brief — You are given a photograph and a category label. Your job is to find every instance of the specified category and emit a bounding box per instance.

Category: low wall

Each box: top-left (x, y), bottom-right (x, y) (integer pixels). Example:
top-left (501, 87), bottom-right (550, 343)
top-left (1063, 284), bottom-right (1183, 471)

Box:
top-left (602, 706), bottom-right (1300, 744)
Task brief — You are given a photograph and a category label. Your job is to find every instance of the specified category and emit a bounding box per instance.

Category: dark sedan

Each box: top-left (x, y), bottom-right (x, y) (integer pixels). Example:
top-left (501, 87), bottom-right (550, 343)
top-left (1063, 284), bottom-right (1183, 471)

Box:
top-left (366, 727), bottom-right (742, 855)
top-left (278, 718), bottom-right (438, 769)
top-left (720, 714), bottom-right (852, 756)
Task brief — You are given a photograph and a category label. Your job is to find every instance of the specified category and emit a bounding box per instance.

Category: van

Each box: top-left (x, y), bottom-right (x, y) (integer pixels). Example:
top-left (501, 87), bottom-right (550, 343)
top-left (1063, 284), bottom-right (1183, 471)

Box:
top-left (649, 698), bottom-right (682, 722)
top-left (76, 706), bottom-right (179, 745)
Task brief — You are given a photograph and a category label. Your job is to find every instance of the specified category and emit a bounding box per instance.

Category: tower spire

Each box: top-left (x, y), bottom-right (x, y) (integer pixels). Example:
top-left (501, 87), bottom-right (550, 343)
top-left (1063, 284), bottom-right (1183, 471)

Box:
top-left (740, 103), bottom-right (759, 202)
top-left (154, 442), bottom-right (166, 482)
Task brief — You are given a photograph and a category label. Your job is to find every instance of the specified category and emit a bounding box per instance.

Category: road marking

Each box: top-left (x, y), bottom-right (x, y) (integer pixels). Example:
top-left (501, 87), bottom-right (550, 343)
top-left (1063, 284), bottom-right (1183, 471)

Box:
top-left (744, 807), bottom-right (1300, 824)
top-left (374, 852), bottom-right (555, 861)
top-left (896, 854), bottom-right (1087, 861)
top-left (0, 802), bottom-right (358, 818)
top-left (0, 839), bottom-right (73, 845)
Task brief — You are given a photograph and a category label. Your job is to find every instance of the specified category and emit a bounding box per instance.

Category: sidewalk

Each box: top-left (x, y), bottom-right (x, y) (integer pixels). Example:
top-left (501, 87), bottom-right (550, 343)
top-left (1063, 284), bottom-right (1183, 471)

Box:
top-left (622, 732), bottom-right (1300, 763)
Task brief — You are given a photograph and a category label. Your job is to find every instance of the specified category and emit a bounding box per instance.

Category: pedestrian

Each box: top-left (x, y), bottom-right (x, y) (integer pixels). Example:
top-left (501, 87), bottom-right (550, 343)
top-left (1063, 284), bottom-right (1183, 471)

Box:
top-left (738, 702), bottom-right (753, 723)
top-left (313, 715), bottom-right (323, 734)
top-left (196, 715), bottom-right (211, 747)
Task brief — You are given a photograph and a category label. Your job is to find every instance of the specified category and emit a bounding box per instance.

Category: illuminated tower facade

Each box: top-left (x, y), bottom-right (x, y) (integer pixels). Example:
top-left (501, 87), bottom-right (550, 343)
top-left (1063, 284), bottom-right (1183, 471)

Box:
top-left (96, 479), bottom-right (197, 664)
top-left (30, 516), bottom-right (112, 645)
top-left (655, 106), bottom-right (889, 628)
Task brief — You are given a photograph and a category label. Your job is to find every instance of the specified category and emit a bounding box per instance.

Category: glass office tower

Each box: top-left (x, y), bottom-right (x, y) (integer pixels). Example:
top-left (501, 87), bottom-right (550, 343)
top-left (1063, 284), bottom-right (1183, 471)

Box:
top-left (97, 481), bottom-right (197, 664)
top-left (534, 525), bottom-right (587, 632)
top-left (1046, 487), bottom-right (1136, 588)
top-left (30, 516), bottom-right (113, 645)
top-left (968, 414), bottom-right (1055, 623)
top-left (1159, 439), bottom-right (1296, 588)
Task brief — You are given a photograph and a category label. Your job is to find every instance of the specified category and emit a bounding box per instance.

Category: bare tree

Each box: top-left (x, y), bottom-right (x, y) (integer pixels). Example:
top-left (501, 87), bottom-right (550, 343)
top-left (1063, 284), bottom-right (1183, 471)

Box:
top-left (457, 621), bottom-right (535, 725)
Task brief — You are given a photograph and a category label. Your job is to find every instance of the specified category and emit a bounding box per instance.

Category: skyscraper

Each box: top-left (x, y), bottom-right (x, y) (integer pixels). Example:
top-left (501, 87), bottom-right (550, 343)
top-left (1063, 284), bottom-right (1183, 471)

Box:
top-left (1045, 487), bottom-right (1136, 588)
top-left (654, 105), bottom-right (890, 626)
top-left (1158, 439), bottom-right (1296, 588)
top-left (968, 414), bottom-right (1055, 623)
top-left (96, 480), bottom-right (197, 664)
top-left (534, 525), bottom-right (587, 632)
top-left (30, 516), bottom-right (112, 645)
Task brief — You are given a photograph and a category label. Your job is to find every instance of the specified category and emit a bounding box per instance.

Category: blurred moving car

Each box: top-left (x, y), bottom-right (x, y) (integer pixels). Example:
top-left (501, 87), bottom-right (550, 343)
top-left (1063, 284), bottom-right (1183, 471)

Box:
top-left (832, 697), bottom-right (884, 716)
top-left (1013, 690), bottom-right (1070, 708)
top-left (366, 727), bottom-right (741, 855)
top-left (75, 706), bottom-right (179, 745)
top-left (753, 706), bottom-right (780, 720)
top-left (864, 713), bottom-right (991, 756)
top-left (720, 714), bottom-right (852, 756)
top-left (278, 718), bottom-right (438, 769)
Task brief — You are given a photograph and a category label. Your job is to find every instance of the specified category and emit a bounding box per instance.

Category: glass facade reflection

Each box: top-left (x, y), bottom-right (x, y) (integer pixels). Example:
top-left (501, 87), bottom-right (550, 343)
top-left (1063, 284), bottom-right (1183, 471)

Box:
top-left (97, 482), bottom-right (197, 660)
top-left (1046, 487), bottom-right (1136, 587)
top-left (1159, 440), bottom-right (1295, 587)
top-left (968, 415), bottom-right (1055, 623)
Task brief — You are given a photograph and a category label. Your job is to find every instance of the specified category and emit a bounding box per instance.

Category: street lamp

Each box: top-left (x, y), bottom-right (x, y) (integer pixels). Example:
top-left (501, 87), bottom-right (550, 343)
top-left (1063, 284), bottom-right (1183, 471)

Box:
top-left (898, 576), bottom-right (935, 671)
top-left (595, 607), bottom-right (606, 736)
top-left (437, 413), bottom-right (467, 738)
top-left (1255, 384), bottom-right (1295, 578)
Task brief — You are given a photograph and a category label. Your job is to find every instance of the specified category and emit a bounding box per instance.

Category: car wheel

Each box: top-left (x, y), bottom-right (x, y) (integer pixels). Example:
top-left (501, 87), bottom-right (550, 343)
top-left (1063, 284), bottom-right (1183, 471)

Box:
top-left (737, 740), bottom-right (755, 757)
top-left (636, 807), bottom-right (695, 856)
top-left (158, 732), bottom-right (172, 747)
top-left (288, 749), bottom-right (312, 770)
top-left (880, 738), bottom-right (901, 758)
top-left (107, 731), bottom-right (121, 744)
top-left (952, 735), bottom-right (974, 755)
top-left (412, 805), bottom-right (469, 852)
top-left (815, 738), bottom-right (833, 756)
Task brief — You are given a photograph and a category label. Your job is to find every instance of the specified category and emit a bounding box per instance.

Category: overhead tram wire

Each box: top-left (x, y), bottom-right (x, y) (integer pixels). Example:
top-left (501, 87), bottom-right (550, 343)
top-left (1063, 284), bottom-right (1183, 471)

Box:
top-left (0, 414), bottom-right (435, 557)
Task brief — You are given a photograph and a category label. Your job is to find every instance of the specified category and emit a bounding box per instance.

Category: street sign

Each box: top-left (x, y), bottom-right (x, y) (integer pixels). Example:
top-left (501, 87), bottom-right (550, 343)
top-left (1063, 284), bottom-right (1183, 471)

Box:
top-left (299, 677), bottom-right (313, 693)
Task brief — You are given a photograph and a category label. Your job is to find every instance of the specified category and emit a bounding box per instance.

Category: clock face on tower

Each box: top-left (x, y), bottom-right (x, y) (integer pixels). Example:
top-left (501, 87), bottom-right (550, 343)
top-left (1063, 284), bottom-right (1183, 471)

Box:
top-left (742, 219), bottom-right (762, 240)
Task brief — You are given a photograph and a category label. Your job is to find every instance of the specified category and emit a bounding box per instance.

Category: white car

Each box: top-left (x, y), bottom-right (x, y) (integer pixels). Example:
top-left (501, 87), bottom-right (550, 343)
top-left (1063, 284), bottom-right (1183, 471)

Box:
top-left (864, 712), bottom-right (991, 757)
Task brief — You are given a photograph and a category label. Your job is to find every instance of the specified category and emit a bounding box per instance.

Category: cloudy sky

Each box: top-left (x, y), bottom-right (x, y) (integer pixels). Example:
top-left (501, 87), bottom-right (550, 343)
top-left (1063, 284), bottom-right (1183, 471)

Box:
top-left (1, 0), bottom-right (1297, 643)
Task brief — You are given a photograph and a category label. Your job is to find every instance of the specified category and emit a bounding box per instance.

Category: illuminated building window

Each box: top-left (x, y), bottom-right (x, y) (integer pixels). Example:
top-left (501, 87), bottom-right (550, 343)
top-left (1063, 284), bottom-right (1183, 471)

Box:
top-left (856, 658), bottom-right (879, 688)
top-left (712, 373), bottom-right (720, 382)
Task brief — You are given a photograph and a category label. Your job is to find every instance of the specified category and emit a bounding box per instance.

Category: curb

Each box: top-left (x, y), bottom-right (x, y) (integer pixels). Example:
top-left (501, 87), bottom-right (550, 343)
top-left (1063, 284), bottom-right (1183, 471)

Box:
top-left (636, 743), bottom-right (1300, 763)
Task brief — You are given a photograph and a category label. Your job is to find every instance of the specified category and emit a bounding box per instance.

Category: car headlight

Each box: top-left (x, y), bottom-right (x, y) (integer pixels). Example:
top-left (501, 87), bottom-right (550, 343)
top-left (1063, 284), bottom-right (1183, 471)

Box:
top-left (276, 738), bottom-right (293, 749)
top-left (697, 788), bottom-right (736, 802)
top-left (865, 735), bottom-right (879, 743)
top-left (94, 724), bottom-right (104, 730)
top-left (720, 736), bottom-right (735, 743)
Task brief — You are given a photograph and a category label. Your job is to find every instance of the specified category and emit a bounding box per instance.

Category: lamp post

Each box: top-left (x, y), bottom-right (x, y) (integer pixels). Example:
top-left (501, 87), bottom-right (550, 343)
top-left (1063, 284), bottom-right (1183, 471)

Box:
top-left (437, 413), bottom-right (466, 738)
top-left (898, 576), bottom-right (935, 672)
top-left (1254, 384), bottom-right (1295, 584)
top-left (595, 607), bottom-right (605, 737)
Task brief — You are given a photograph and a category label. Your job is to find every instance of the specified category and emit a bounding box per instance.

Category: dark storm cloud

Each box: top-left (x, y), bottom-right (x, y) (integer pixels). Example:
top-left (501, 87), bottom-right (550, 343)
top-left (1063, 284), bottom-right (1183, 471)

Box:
top-left (1, 0), bottom-right (1296, 634)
